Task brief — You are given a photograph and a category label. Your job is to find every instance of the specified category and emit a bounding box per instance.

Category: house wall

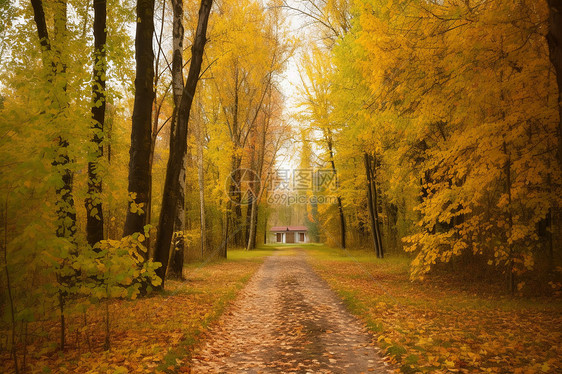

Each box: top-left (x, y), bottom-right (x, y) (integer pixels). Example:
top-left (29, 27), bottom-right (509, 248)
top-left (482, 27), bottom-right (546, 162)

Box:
top-left (270, 231), bottom-right (308, 244)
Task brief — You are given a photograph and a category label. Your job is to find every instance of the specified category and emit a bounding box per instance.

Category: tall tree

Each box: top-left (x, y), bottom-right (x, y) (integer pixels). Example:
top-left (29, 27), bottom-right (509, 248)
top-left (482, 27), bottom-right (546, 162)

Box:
top-left (297, 47), bottom-right (346, 248)
top-left (153, 0), bottom-right (213, 288)
top-left (31, 0), bottom-right (77, 242)
top-left (167, 0), bottom-right (186, 280)
top-left (325, 129), bottom-right (346, 249)
top-left (86, 0), bottom-right (107, 246)
top-left (31, 0), bottom-right (78, 350)
top-left (123, 0), bottom-right (155, 244)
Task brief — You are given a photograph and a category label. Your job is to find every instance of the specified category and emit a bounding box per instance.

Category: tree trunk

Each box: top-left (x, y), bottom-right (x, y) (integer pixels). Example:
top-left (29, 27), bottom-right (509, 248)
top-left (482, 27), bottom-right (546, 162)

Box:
top-left (246, 199), bottom-right (257, 250)
top-left (153, 0), bottom-right (213, 288)
top-left (227, 70), bottom-right (244, 248)
top-left (31, 0), bottom-right (77, 242)
top-left (252, 202), bottom-right (259, 247)
top-left (263, 213), bottom-right (268, 244)
top-left (225, 155), bottom-right (243, 249)
top-left (86, 0), bottom-right (107, 247)
top-left (167, 0), bottom-right (186, 280)
top-left (326, 135), bottom-right (345, 249)
top-left (364, 153), bottom-right (379, 256)
top-left (147, 0), bottom-right (169, 235)
top-left (245, 146), bottom-right (256, 248)
top-left (336, 195), bottom-right (346, 249)
top-left (196, 118), bottom-right (207, 258)
top-left (503, 141), bottom-right (515, 294)
top-left (31, 0), bottom-right (50, 52)
top-left (31, 0), bottom-right (76, 351)
top-left (248, 98), bottom-right (269, 250)
top-left (233, 168), bottom-right (243, 246)
top-left (222, 209), bottom-right (229, 258)
top-left (123, 0), bottom-right (155, 245)
top-left (364, 152), bottom-right (384, 258)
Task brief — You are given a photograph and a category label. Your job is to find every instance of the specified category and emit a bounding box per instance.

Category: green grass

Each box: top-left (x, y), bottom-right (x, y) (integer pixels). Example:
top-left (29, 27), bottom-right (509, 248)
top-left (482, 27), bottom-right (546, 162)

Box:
top-left (226, 247), bottom-right (277, 260)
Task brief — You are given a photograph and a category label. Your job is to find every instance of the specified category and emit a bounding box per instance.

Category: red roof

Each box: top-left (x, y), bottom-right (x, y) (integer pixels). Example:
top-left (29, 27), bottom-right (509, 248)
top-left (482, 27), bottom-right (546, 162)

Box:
top-left (270, 226), bottom-right (308, 232)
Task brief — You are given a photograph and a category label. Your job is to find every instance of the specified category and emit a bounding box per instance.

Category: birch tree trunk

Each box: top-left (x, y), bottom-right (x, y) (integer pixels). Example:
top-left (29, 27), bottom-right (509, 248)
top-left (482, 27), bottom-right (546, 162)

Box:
top-left (167, 0), bottom-right (186, 280)
top-left (153, 0), bottom-right (213, 288)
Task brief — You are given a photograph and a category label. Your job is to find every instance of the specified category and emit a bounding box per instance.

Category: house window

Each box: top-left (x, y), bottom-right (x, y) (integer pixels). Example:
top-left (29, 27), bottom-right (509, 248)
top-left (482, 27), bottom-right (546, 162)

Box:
top-left (299, 232), bottom-right (305, 242)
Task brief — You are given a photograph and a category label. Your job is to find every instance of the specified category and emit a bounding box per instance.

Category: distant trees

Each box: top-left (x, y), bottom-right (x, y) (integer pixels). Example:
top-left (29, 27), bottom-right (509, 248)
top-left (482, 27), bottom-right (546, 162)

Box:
top-left (199, 0), bottom-right (292, 257)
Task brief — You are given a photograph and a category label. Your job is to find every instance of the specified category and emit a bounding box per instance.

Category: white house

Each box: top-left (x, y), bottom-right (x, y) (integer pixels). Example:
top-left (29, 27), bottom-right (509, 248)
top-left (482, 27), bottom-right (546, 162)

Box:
top-left (269, 226), bottom-right (309, 244)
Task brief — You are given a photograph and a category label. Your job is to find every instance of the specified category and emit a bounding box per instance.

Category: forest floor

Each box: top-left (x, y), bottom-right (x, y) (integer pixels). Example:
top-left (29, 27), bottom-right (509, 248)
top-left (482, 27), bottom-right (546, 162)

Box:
top-left (0, 249), bottom-right (275, 374)
top-left (191, 247), bottom-right (390, 373)
top-left (4, 245), bottom-right (561, 373)
top-left (305, 244), bottom-right (562, 373)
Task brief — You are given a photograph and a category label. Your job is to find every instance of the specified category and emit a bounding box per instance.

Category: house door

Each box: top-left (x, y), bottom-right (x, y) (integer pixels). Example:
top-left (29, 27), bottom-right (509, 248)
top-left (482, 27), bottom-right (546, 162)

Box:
top-left (299, 233), bottom-right (305, 242)
top-left (286, 232), bottom-right (295, 243)
top-left (276, 233), bottom-right (282, 242)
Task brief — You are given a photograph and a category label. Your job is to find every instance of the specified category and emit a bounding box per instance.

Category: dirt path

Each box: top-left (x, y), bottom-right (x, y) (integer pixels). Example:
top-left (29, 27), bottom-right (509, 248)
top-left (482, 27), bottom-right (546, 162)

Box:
top-left (191, 249), bottom-right (390, 373)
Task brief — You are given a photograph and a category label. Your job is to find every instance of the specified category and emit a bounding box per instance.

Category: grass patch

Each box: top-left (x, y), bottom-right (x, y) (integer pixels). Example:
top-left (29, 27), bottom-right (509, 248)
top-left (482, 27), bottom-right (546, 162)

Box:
top-left (305, 244), bottom-right (562, 373)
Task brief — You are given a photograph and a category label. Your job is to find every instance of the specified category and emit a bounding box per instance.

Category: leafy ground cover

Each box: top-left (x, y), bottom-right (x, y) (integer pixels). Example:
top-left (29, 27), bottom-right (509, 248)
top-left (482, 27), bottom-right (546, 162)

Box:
top-left (1, 248), bottom-right (274, 374)
top-left (305, 244), bottom-right (562, 373)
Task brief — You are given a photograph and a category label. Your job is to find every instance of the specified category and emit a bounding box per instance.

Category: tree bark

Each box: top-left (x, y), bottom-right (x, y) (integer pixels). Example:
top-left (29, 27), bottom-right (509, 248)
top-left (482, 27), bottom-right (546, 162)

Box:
top-left (153, 0), bottom-right (213, 288)
top-left (364, 152), bottom-right (384, 258)
top-left (196, 117), bottom-right (207, 258)
top-left (224, 155), bottom-right (242, 251)
top-left (31, 0), bottom-right (50, 52)
top-left (167, 0), bottom-right (186, 280)
top-left (245, 145), bottom-right (257, 247)
top-left (86, 0), bottom-right (107, 247)
top-left (326, 133), bottom-right (345, 248)
top-left (246, 198), bottom-right (258, 250)
top-left (123, 0), bottom-right (155, 244)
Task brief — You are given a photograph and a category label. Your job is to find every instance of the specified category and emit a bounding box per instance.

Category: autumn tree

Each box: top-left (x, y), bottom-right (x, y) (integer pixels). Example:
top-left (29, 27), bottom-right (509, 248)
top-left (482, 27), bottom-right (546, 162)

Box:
top-left (297, 46), bottom-right (347, 248)
top-left (123, 0), bottom-right (156, 244)
top-left (200, 0), bottom-right (292, 255)
top-left (166, 0), bottom-right (187, 279)
top-left (350, 0), bottom-right (561, 289)
top-left (153, 0), bottom-right (213, 287)
top-left (546, 0), bottom-right (562, 170)
top-left (86, 0), bottom-right (107, 247)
